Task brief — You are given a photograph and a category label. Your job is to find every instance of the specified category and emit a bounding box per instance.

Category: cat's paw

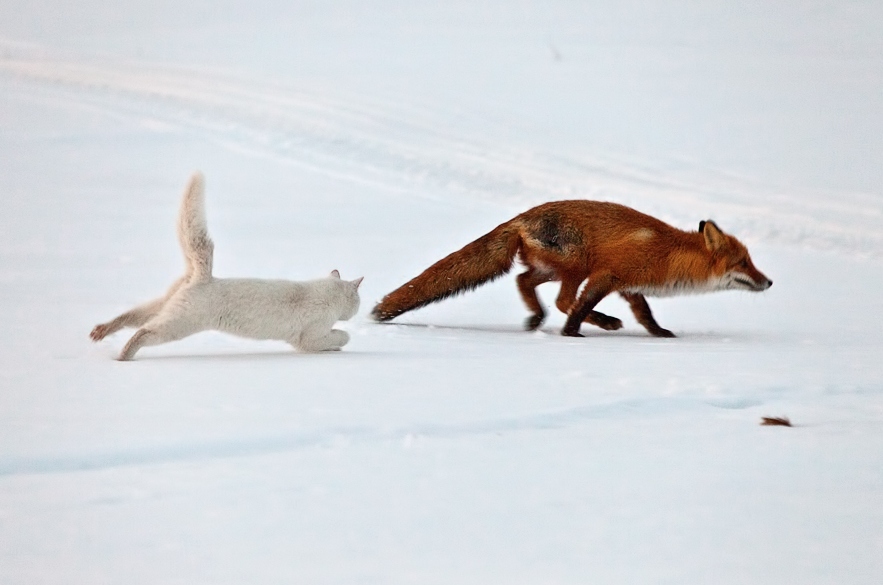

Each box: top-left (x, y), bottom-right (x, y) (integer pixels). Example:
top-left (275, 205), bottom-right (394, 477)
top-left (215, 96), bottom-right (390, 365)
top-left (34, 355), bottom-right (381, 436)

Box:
top-left (328, 329), bottom-right (350, 348)
top-left (90, 323), bottom-right (110, 341)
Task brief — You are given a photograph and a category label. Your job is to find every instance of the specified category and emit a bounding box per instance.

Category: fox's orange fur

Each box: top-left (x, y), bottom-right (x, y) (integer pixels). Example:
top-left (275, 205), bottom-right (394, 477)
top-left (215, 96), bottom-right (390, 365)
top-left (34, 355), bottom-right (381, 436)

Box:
top-left (372, 201), bottom-right (772, 337)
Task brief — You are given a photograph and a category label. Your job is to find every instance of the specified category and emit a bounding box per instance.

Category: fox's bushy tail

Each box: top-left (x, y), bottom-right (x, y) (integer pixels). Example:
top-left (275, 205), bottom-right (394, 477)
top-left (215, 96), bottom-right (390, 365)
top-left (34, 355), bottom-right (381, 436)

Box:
top-left (372, 223), bottom-right (522, 321)
top-left (177, 172), bottom-right (214, 283)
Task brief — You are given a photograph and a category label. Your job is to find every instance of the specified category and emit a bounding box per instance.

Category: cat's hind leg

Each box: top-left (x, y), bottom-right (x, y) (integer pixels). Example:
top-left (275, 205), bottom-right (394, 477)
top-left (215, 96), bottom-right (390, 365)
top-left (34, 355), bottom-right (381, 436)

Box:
top-left (91, 277), bottom-right (188, 341)
top-left (296, 326), bottom-right (350, 352)
top-left (91, 297), bottom-right (166, 342)
top-left (117, 312), bottom-right (203, 361)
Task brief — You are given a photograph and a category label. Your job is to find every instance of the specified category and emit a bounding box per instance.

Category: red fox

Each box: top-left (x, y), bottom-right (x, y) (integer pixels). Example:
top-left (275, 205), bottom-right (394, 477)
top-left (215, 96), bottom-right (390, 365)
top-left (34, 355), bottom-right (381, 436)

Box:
top-left (372, 200), bottom-right (772, 337)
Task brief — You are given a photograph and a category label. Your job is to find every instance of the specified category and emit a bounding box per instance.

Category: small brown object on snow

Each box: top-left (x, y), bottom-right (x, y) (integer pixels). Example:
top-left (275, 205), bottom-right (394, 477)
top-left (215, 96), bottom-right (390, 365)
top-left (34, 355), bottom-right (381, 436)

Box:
top-left (760, 416), bottom-right (792, 427)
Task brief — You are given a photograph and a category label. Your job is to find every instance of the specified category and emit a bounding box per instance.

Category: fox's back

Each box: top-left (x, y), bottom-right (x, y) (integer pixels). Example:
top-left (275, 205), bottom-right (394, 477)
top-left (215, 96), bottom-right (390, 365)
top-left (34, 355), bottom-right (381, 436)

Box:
top-left (517, 200), bottom-right (682, 240)
top-left (514, 200), bottom-right (694, 272)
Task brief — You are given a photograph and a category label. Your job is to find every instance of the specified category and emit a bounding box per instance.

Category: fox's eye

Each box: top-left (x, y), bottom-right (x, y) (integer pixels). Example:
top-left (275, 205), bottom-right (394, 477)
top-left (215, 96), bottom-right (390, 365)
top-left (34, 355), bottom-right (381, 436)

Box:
top-left (739, 259), bottom-right (749, 269)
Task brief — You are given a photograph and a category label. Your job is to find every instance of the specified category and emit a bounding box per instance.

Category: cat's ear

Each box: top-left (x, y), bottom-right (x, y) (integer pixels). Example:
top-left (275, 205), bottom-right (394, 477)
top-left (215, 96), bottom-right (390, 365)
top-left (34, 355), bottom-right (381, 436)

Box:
top-left (352, 276), bottom-right (364, 289)
top-left (330, 269), bottom-right (341, 279)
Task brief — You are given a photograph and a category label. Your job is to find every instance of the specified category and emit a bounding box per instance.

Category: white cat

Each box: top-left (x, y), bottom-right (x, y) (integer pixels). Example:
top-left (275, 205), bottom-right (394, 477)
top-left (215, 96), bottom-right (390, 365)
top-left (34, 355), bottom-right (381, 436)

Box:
top-left (90, 173), bottom-right (363, 360)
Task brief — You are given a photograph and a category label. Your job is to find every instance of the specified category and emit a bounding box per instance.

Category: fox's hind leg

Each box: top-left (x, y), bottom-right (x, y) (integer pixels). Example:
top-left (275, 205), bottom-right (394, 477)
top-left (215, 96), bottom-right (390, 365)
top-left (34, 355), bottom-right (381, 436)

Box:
top-left (517, 268), bottom-right (553, 330)
top-left (620, 292), bottom-right (675, 338)
top-left (585, 310), bottom-right (623, 331)
top-left (556, 276), bottom-right (623, 332)
top-left (91, 276), bottom-right (188, 341)
top-left (562, 273), bottom-right (618, 337)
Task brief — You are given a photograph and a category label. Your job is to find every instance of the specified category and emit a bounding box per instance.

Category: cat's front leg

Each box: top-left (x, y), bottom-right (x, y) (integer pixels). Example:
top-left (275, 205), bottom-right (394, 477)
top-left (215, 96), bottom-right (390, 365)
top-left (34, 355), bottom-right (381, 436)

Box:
top-left (324, 329), bottom-right (350, 351)
top-left (296, 327), bottom-right (350, 352)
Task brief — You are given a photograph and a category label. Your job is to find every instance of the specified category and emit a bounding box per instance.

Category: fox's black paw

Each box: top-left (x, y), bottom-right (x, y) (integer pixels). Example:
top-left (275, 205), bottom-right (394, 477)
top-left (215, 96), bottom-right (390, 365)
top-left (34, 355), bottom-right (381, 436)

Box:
top-left (590, 315), bottom-right (623, 331)
top-left (651, 328), bottom-right (676, 338)
top-left (524, 314), bottom-right (545, 331)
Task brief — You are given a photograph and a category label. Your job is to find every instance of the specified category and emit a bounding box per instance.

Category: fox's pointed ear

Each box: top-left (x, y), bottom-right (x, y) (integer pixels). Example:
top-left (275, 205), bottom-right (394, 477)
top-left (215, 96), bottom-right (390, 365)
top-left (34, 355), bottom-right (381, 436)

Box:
top-left (702, 220), bottom-right (726, 251)
top-left (698, 220), bottom-right (706, 232)
top-left (352, 276), bottom-right (364, 289)
top-left (331, 269), bottom-right (341, 278)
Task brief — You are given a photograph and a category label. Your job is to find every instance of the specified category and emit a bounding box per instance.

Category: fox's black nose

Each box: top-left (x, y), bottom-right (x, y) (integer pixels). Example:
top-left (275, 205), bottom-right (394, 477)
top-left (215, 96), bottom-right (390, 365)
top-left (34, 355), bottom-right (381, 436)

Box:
top-left (766, 279), bottom-right (773, 288)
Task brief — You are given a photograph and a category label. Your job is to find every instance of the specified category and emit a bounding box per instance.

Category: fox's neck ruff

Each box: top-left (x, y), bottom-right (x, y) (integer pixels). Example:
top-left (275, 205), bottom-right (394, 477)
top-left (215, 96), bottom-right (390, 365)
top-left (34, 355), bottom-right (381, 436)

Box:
top-left (624, 275), bottom-right (728, 298)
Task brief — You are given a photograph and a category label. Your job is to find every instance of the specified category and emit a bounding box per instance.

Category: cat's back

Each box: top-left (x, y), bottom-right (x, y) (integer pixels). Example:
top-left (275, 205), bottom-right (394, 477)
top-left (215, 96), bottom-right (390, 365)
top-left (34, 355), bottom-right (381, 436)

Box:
top-left (169, 274), bottom-right (359, 341)
top-left (177, 278), bottom-right (321, 339)
top-left (200, 276), bottom-right (346, 310)
top-left (209, 277), bottom-right (307, 301)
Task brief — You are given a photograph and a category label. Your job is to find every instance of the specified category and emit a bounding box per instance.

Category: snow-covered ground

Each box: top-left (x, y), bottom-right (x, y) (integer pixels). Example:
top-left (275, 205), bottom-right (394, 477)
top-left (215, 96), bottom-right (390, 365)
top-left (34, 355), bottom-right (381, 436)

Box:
top-left (1, 2), bottom-right (881, 583)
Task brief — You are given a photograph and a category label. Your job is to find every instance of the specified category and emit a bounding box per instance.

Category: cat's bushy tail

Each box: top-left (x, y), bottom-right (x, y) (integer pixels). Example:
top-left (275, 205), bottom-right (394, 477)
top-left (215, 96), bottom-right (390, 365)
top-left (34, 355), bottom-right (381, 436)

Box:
top-left (177, 172), bottom-right (214, 283)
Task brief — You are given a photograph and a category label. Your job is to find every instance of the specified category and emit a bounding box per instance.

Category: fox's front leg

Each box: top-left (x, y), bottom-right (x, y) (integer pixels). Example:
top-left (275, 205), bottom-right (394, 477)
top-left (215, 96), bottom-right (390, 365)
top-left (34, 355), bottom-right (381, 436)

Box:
top-left (619, 292), bottom-right (675, 338)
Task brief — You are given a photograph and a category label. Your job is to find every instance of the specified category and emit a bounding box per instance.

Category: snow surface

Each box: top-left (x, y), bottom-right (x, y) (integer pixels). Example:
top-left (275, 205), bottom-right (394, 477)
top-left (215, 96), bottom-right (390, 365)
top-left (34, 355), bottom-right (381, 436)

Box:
top-left (1, 2), bottom-right (882, 583)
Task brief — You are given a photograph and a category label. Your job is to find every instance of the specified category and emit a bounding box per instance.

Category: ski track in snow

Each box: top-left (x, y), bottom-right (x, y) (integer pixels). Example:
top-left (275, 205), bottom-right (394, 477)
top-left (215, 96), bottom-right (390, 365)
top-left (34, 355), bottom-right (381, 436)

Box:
top-left (0, 395), bottom-right (748, 476)
top-left (2, 53), bottom-right (881, 258)
top-left (5, 376), bottom-right (880, 478)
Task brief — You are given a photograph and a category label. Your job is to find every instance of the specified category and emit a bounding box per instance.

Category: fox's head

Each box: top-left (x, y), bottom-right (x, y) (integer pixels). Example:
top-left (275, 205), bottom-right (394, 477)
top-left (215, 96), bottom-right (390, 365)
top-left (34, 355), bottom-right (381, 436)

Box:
top-left (700, 220), bottom-right (773, 292)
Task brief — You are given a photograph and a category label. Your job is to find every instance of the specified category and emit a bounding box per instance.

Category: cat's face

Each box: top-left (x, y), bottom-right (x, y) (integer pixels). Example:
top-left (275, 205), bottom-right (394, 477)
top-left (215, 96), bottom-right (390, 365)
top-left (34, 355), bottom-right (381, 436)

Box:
top-left (331, 270), bottom-right (362, 320)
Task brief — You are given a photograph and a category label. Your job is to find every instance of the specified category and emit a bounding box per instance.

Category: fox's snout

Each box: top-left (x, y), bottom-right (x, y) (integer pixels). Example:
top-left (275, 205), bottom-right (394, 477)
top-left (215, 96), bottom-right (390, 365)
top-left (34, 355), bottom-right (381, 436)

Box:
top-left (734, 268), bottom-right (772, 292)
top-left (749, 266), bottom-right (773, 291)
top-left (753, 277), bottom-right (773, 291)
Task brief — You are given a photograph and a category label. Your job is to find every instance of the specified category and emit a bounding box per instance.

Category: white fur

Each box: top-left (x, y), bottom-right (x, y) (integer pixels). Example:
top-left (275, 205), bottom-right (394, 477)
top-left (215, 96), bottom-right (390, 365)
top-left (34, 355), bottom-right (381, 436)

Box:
top-left (626, 269), bottom-right (769, 297)
top-left (91, 173), bottom-right (362, 360)
top-left (625, 276), bottom-right (728, 298)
